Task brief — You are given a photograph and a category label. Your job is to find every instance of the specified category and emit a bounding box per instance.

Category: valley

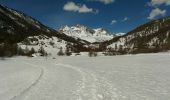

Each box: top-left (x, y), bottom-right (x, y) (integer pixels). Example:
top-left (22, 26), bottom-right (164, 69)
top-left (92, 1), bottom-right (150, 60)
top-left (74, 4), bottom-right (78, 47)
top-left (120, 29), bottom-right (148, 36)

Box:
top-left (0, 53), bottom-right (170, 100)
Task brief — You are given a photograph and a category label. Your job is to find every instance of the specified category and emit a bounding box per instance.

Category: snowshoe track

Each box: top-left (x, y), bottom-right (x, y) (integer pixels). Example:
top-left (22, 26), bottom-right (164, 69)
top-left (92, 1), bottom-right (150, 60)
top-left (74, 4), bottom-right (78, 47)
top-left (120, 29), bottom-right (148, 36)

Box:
top-left (56, 63), bottom-right (124, 100)
top-left (10, 62), bottom-right (44, 100)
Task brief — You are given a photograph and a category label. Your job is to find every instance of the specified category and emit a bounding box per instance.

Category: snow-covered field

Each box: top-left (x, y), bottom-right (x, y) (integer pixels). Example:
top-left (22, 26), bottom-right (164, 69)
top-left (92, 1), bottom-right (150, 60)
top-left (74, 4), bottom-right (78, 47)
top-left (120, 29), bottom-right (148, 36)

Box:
top-left (0, 53), bottom-right (170, 100)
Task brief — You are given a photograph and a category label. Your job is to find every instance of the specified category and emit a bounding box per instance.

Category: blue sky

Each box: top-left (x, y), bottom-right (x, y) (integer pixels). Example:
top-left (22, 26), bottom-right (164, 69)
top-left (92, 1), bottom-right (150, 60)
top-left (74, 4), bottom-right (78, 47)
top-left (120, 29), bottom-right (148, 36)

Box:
top-left (1, 0), bottom-right (170, 33)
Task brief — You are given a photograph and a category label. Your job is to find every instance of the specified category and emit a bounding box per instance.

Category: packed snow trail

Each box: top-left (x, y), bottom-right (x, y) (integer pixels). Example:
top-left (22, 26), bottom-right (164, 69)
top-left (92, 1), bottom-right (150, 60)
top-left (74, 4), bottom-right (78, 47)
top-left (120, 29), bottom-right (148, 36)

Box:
top-left (0, 53), bottom-right (170, 100)
top-left (11, 62), bottom-right (44, 100)
top-left (0, 58), bottom-right (42, 100)
top-left (55, 63), bottom-right (124, 100)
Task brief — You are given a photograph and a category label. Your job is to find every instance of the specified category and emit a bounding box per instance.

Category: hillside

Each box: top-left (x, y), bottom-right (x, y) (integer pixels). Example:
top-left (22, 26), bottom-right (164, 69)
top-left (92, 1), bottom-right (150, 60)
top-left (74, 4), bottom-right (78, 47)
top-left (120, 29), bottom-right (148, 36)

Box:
top-left (104, 16), bottom-right (170, 54)
top-left (0, 4), bottom-right (91, 57)
top-left (0, 5), bottom-right (90, 45)
top-left (1, 4), bottom-right (170, 56)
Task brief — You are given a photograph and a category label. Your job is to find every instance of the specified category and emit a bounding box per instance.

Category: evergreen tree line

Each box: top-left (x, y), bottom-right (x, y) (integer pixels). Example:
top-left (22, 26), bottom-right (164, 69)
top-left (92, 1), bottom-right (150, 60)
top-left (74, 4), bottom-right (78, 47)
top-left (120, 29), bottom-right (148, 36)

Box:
top-left (57, 47), bottom-right (72, 56)
top-left (0, 43), bottom-right (18, 57)
top-left (57, 43), bottom-right (99, 57)
top-left (0, 43), bottom-right (48, 58)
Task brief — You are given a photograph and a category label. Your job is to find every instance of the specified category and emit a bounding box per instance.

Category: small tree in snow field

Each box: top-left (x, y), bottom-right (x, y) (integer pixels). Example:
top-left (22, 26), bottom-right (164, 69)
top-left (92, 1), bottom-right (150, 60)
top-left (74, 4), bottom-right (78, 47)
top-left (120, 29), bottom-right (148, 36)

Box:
top-left (57, 47), bottom-right (64, 56)
top-left (39, 46), bottom-right (47, 56)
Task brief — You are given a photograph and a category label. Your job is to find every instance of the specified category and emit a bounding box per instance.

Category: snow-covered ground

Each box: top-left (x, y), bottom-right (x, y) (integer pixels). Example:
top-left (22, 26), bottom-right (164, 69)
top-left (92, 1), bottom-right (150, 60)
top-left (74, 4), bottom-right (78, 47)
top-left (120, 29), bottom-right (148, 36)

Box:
top-left (0, 53), bottom-right (170, 100)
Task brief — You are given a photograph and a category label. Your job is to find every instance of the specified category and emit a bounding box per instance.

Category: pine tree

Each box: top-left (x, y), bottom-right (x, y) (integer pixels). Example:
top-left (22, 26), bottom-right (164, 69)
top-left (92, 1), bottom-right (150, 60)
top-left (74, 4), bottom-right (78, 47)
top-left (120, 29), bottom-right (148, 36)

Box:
top-left (24, 45), bottom-right (30, 55)
top-left (94, 52), bottom-right (98, 57)
top-left (17, 47), bottom-right (24, 55)
top-left (39, 46), bottom-right (46, 56)
top-left (0, 44), bottom-right (5, 59)
top-left (65, 44), bottom-right (72, 56)
top-left (57, 47), bottom-right (64, 56)
top-left (115, 44), bottom-right (118, 51)
top-left (88, 50), bottom-right (93, 57)
top-left (30, 48), bottom-right (36, 55)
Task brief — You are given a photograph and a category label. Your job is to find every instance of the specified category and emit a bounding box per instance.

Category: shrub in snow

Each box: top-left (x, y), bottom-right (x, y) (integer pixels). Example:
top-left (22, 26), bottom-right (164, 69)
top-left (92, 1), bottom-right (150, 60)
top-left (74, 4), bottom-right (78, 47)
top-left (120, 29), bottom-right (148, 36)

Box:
top-left (24, 46), bottom-right (30, 54)
top-left (57, 47), bottom-right (64, 56)
top-left (17, 47), bottom-right (24, 55)
top-left (94, 52), bottom-right (98, 57)
top-left (65, 45), bottom-right (72, 56)
top-left (30, 48), bottom-right (36, 54)
top-left (38, 46), bottom-right (47, 56)
top-left (88, 51), bottom-right (98, 57)
top-left (17, 46), bottom-right (36, 57)
top-left (103, 51), bottom-right (115, 56)
top-left (75, 53), bottom-right (81, 56)
top-left (49, 41), bottom-right (55, 47)
top-left (0, 43), bottom-right (18, 57)
top-left (27, 48), bottom-right (36, 57)
top-left (88, 51), bottom-right (93, 57)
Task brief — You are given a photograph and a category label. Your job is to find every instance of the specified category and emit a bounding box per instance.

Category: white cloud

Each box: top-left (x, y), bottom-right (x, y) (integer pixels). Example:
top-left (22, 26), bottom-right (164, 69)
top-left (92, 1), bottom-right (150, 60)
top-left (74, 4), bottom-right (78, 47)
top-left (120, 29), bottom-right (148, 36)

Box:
top-left (111, 20), bottom-right (117, 25)
top-left (89, 0), bottom-right (115, 5)
top-left (63, 2), bottom-right (95, 13)
top-left (149, 0), bottom-right (170, 6)
top-left (147, 8), bottom-right (166, 19)
top-left (147, 0), bottom-right (169, 20)
top-left (122, 17), bottom-right (129, 22)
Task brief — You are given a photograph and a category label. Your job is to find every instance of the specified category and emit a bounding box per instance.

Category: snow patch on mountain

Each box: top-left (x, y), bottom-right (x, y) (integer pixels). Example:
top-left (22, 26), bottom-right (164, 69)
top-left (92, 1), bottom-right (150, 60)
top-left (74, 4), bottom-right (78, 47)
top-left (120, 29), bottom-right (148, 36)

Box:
top-left (114, 32), bottom-right (126, 36)
top-left (18, 35), bottom-right (68, 56)
top-left (59, 25), bottom-right (124, 43)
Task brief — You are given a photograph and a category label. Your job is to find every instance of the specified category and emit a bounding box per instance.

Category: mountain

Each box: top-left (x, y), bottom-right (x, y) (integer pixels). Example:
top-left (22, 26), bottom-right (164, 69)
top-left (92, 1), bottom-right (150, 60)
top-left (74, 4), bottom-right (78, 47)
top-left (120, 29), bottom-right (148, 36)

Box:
top-left (59, 25), bottom-right (123, 43)
top-left (0, 4), bottom-right (91, 56)
top-left (104, 16), bottom-right (170, 54)
top-left (1, 4), bottom-right (170, 57)
top-left (0, 5), bottom-right (90, 44)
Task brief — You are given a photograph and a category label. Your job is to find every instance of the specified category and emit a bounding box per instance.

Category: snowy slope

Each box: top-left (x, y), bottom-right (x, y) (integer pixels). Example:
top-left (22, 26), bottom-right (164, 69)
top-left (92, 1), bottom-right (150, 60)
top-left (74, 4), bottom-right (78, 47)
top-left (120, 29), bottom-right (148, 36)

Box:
top-left (60, 25), bottom-right (123, 43)
top-left (17, 35), bottom-right (68, 56)
top-left (0, 4), bottom-right (89, 44)
top-left (1, 53), bottom-right (170, 100)
top-left (106, 16), bottom-right (170, 53)
top-left (0, 4), bottom-right (90, 56)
